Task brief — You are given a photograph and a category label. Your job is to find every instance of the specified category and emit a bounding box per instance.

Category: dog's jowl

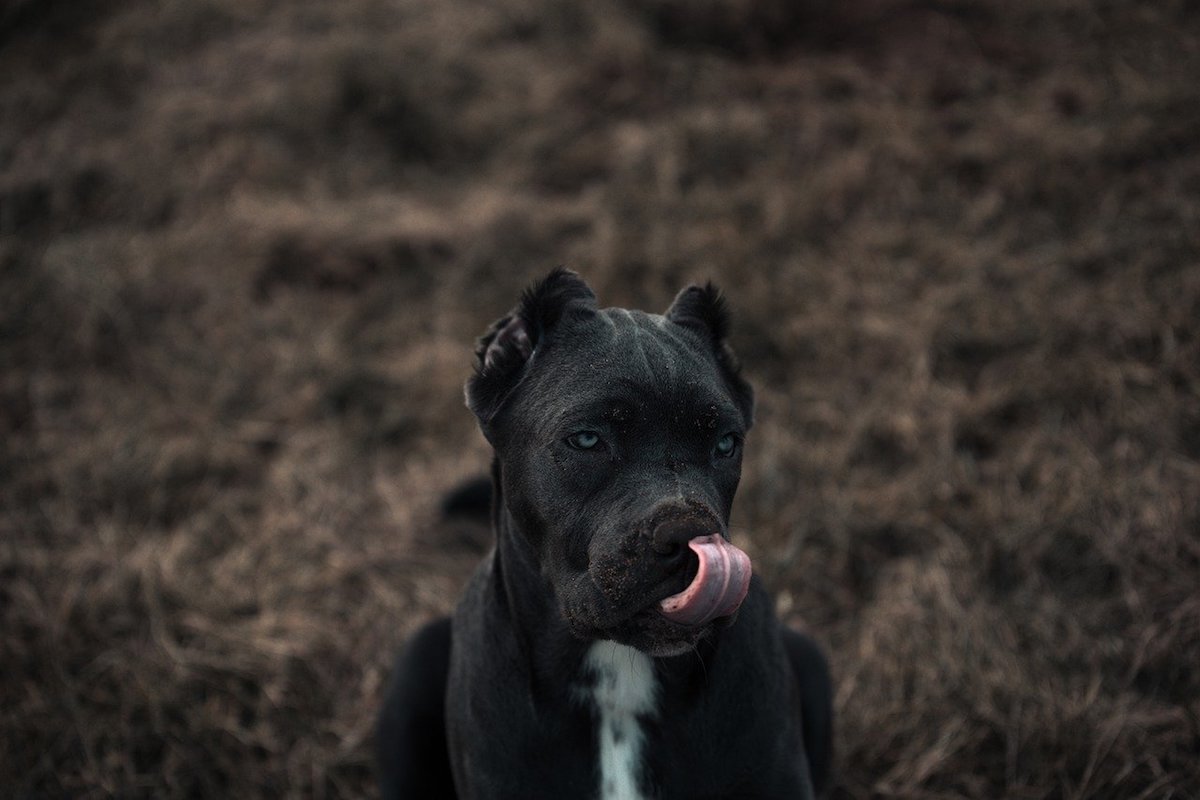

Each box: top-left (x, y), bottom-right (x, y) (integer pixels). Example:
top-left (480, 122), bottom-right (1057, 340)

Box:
top-left (377, 270), bottom-right (833, 799)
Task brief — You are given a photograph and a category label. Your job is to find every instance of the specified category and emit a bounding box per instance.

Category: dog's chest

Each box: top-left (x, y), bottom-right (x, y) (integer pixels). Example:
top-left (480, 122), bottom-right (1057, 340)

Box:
top-left (579, 641), bottom-right (658, 800)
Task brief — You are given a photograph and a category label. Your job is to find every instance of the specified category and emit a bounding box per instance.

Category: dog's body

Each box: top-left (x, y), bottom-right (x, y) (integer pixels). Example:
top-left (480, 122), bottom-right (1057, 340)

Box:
top-left (378, 271), bottom-right (832, 799)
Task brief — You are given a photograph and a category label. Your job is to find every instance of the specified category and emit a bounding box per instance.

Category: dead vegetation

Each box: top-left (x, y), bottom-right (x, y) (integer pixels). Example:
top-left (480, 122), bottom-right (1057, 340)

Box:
top-left (2, 0), bottom-right (1199, 796)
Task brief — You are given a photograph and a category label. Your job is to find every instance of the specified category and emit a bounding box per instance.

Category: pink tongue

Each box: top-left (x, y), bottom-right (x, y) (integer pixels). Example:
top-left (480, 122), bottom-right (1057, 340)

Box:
top-left (657, 534), bottom-right (752, 627)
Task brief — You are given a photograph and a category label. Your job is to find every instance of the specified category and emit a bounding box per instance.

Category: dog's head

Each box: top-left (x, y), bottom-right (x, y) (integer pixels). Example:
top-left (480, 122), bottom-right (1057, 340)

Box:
top-left (466, 269), bottom-right (755, 656)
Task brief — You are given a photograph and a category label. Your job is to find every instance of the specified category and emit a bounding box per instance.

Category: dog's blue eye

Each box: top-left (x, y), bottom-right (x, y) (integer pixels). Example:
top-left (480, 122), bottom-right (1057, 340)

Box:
top-left (715, 434), bottom-right (737, 458)
top-left (567, 431), bottom-right (601, 450)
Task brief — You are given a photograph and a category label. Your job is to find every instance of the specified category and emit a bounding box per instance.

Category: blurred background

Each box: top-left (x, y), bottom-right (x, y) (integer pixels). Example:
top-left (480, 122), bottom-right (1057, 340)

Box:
top-left (2, 0), bottom-right (1199, 796)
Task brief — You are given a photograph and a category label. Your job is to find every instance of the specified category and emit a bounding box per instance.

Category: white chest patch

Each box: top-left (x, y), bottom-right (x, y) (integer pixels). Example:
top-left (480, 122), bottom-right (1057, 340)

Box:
top-left (582, 640), bottom-right (658, 800)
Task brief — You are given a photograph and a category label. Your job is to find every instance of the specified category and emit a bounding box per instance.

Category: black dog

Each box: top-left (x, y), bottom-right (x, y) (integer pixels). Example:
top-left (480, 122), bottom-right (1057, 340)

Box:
top-left (377, 270), bottom-right (832, 799)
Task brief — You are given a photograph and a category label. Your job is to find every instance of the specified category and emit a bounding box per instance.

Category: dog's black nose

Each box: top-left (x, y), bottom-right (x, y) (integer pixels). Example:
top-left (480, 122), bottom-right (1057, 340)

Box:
top-left (652, 515), bottom-right (716, 560)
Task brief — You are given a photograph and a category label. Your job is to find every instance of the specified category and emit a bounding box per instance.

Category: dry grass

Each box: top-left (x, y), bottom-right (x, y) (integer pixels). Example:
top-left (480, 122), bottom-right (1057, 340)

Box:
top-left (2, 0), bottom-right (1199, 796)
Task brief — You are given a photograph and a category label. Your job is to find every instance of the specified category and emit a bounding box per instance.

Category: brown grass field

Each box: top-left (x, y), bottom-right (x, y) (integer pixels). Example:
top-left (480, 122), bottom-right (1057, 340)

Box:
top-left (3, 0), bottom-right (1199, 797)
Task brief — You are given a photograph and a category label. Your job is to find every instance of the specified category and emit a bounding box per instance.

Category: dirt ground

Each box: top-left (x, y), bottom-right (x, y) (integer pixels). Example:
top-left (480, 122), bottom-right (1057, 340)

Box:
top-left (2, 0), bottom-right (1199, 797)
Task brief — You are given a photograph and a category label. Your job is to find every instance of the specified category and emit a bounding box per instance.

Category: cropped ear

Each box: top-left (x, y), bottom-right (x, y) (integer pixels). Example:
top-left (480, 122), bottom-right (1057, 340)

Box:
top-left (466, 268), bottom-right (597, 430)
top-left (666, 282), bottom-right (731, 345)
top-left (666, 283), bottom-right (755, 427)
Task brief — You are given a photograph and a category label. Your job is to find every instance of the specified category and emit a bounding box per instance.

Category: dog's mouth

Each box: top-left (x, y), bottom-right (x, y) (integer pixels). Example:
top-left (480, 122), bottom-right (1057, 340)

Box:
top-left (655, 534), bottom-right (752, 627)
top-left (584, 534), bottom-right (752, 656)
top-left (563, 525), bottom-right (754, 655)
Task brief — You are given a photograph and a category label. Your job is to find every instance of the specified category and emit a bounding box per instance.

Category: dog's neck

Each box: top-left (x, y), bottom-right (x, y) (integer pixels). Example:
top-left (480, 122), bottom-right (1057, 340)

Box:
top-left (580, 640), bottom-right (657, 800)
top-left (488, 469), bottom-right (593, 683)
top-left (487, 466), bottom-right (731, 797)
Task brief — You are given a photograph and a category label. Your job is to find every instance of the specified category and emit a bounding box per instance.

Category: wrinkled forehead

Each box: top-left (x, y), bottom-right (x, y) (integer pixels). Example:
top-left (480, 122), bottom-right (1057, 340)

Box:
top-left (520, 308), bottom-right (741, 426)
